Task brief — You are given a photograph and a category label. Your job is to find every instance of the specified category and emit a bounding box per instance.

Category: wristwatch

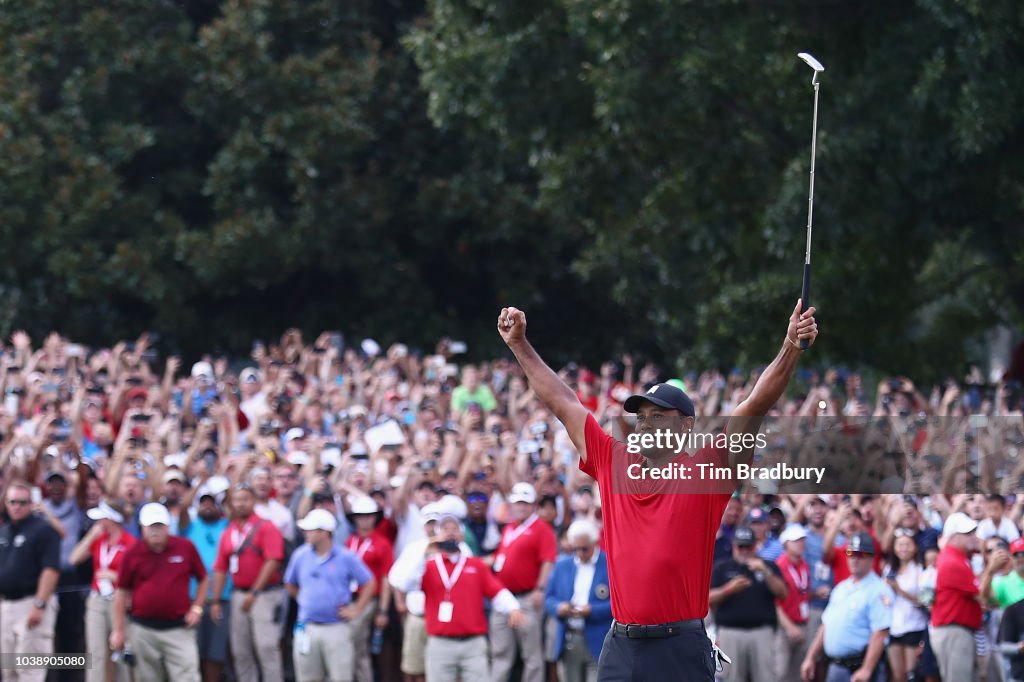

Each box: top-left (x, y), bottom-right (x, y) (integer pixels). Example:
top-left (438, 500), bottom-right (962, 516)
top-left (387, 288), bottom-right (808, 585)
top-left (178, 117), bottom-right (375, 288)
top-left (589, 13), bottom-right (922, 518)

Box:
top-left (190, 604), bottom-right (204, 615)
top-left (32, 598), bottom-right (46, 609)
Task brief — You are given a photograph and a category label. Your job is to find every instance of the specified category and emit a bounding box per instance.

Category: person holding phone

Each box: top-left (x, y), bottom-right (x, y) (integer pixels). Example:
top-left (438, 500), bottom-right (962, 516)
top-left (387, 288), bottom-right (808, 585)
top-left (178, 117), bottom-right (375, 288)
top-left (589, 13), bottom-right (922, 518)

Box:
top-left (395, 513), bottom-right (526, 682)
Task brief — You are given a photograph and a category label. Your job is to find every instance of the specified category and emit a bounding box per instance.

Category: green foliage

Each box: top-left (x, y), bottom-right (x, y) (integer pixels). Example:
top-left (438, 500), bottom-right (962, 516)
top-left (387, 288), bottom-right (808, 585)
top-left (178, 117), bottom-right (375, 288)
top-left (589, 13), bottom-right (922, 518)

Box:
top-left (0, 0), bottom-right (1020, 376)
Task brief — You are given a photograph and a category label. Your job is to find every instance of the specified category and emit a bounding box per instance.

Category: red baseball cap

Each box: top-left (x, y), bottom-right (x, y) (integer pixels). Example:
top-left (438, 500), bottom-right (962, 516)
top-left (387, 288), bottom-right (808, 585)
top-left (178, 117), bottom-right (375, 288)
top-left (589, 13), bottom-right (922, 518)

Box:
top-left (1010, 538), bottom-right (1024, 555)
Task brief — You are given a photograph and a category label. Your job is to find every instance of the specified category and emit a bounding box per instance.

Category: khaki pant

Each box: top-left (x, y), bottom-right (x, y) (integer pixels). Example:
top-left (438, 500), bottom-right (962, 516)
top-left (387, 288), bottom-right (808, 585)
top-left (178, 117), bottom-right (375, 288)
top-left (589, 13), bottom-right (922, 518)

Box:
top-left (716, 625), bottom-right (776, 682)
top-left (0, 595), bottom-right (58, 682)
top-left (128, 621), bottom-right (200, 682)
top-left (930, 624), bottom-right (978, 682)
top-left (775, 621), bottom-right (810, 682)
top-left (230, 588), bottom-right (283, 682)
top-left (490, 598), bottom-right (543, 682)
top-left (85, 593), bottom-right (129, 682)
top-left (295, 621), bottom-right (353, 682)
top-left (350, 596), bottom-right (378, 682)
top-left (559, 629), bottom-right (598, 682)
top-left (401, 613), bottom-right (427, 676)
top-left (426, 635), bottom-right (488, 682)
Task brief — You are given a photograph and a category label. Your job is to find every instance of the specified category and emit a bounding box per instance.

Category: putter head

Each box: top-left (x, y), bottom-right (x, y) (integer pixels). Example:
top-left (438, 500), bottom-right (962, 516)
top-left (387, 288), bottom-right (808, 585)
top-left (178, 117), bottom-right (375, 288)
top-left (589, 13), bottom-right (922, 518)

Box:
top-left (797, 52), bottom-right (825, 72)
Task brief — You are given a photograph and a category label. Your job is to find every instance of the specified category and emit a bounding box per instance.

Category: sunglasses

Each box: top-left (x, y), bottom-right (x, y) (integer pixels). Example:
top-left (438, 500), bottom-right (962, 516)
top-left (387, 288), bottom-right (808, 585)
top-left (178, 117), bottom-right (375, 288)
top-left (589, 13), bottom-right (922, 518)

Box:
top-left (6, 499), bottom-right (31, 506)
top-left (1013, 553), bottom-right (1024, 558)
top-left (893, 528), bottom-right (916, 538)
top-left (846, 550), bottom-right (871, 558)
top-left (571, 546), bottom-right (591, 554)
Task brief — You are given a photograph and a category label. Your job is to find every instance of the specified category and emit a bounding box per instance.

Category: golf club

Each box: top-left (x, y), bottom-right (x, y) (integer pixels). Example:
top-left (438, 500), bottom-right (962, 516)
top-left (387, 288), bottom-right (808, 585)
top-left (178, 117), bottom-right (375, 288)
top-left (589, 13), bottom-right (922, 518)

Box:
top-left (797, 52), bottom-right (824, 350)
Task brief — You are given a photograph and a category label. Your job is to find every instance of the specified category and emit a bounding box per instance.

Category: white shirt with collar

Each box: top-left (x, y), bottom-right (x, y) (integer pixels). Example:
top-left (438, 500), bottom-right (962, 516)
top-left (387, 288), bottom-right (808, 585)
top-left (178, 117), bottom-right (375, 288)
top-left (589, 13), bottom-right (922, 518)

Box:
top-left (568, 549), bottom-right (600, 630)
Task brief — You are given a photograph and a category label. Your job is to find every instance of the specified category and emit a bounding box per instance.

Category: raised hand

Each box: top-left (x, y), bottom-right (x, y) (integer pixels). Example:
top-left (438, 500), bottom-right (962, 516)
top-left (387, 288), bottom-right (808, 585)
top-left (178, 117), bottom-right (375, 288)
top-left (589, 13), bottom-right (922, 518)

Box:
top-left (497, 307), bottom-right (527, 346)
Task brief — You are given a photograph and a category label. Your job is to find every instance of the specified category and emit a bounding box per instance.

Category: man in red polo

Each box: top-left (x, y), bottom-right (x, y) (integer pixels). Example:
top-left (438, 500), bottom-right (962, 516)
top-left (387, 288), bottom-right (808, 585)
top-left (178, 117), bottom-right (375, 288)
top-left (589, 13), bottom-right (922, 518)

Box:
top-left (210, 483), bottom-right (285, 682)
top-left (497, 301), bottom-right (817, 681)
top-left (111, 503), bottom-right (207, 680)
top-left (396, 514), bottom-right (526, 682)
top-left (774, 525), bottom-right (812, 681)
top-left (929, 512), bottom-right (983, 682)
top-left (490, 481), bottom-right (557, 682)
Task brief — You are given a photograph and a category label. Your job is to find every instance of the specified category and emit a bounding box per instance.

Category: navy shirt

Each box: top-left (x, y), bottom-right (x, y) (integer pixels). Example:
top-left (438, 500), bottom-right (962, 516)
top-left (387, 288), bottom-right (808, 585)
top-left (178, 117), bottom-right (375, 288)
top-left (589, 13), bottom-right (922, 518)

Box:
top-left (0, 514), bottom-right (61, 598)
top-left (284, 544), bottom-right (372, 624)
top-left (710, 556), bottom-right (783, 629)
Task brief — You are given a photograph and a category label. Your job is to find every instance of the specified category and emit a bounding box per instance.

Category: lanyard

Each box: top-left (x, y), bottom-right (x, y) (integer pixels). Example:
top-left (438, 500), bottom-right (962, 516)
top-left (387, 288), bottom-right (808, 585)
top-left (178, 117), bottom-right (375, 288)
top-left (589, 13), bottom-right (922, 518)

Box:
top-left (231, 519), bottom-right (256, 552)
top-left (348, 536), bottom-right (373, 560)
top-left (786, 561), bottom-right (809, 593)
top-left (434, 554), bottom-right (467, 595)
top-left (99, 540), bottom-right (121, 570)
top-left (500, 514), bottom-right (538, 550)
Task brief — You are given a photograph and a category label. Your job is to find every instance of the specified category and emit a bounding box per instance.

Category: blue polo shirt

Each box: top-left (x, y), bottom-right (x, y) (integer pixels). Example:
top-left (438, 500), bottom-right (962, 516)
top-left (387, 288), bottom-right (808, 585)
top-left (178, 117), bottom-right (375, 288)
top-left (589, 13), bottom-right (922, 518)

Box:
top-left (184, 516), bottom-right (231, 601)
top-left (284, 544), bottom-right (373, 624)
top-left (821, 572), bottom-right (894, 657)
top-left (805, 527), bottom-right (832, 609)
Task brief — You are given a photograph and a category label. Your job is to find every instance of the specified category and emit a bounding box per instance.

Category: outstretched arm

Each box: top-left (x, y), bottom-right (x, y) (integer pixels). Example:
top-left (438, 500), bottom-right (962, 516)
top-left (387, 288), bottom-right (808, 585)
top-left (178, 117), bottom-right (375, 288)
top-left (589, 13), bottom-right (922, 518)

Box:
top-left (498, 308), bottom-right (590, 462)
top-left (732, 300), bottom-right (817, 419)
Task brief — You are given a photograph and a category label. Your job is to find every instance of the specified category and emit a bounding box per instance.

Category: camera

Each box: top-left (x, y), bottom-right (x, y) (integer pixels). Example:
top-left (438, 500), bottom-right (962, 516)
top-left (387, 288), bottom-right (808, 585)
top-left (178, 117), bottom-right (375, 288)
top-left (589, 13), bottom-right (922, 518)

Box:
top-left (417, 460), bottom-right (436, 472)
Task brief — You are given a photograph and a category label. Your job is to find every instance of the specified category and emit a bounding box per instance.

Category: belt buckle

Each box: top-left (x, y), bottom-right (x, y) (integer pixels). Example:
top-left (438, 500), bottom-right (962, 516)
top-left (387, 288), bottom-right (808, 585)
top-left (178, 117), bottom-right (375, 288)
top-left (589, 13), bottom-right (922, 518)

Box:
top-left (627, 624), bottom-right (645, 638)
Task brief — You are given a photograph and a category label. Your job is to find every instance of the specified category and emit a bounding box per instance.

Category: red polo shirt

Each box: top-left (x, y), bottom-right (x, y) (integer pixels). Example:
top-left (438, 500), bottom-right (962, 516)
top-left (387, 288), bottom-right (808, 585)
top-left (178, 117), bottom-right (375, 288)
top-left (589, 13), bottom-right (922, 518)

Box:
top-left (213, 515), bottom-right (285, 589)
top-left (118, 536), bottom-right (205, 621)
top-left (493, 513), bottom-right (557, 594)
top-left (579, 413), bottom-right (732, 624)
top-left (90, 531), bottom-right (136, 592)
top-left (775, 553), bottom-right (810, 624)
top-left (346, 533), bottom-right (393, 597)
top-left (422, 554), bottom-right (506, 637)
top-left (931, 544), bottom-right (983, 629)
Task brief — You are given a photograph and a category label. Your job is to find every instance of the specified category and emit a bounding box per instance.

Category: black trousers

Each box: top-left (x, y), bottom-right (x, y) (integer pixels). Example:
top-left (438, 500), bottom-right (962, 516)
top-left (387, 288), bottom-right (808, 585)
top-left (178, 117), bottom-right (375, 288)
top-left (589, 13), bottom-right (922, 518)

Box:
top-left (596, 626), bottom-right (715, 681)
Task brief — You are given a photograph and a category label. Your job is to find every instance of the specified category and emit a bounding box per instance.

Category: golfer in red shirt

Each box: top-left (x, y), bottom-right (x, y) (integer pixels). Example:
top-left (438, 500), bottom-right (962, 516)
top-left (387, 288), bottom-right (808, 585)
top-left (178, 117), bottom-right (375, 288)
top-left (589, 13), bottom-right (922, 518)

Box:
top-left (497, 301), bottom-right (817, 681)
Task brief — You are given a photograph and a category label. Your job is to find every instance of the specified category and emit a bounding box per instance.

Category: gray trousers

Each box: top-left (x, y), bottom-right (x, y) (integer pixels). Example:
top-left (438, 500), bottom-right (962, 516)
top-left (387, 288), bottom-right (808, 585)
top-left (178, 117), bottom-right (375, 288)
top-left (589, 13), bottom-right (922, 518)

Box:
top-left (559, 629), bottom-right (598, 682)
top-left (426, 635), bottom-right (488, 682)
top-left (490, 599), bottom-right (543, 682)
top-left (930, 624), bottom-right (978, 682)
top-left (230, 588), bottom-right (284, 682)
top-left (716, 625), bottom-right (776, 682)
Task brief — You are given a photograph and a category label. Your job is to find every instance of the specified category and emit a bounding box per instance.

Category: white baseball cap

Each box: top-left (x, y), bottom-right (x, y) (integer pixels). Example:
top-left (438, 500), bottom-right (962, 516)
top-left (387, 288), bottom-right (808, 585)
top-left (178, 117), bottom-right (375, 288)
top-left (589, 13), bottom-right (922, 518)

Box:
top-left (86, 499), bottom-right (127, 524)
top-left (284, 428), bottom-right (306, 443)
top-left (942, 511), bottom-right (979, 538)
top-left (349, 496), bottom-right (380, 515)
top-left (191, 361), bottom-right (214, 381)
top-left (139, 502), bottom-right (171, 527)
top-left (297, 509), bottom-right (338, 533)
top-left (779, 524), bottom-right (808, 544)
top-left (435, 494), bottom-right (468, 521)
top-left (162, 469), bottom-right (187, 485)
top-left (421, 502), bottom-right (442, 526)
top-left (508, 482), bottom-right (537, 504)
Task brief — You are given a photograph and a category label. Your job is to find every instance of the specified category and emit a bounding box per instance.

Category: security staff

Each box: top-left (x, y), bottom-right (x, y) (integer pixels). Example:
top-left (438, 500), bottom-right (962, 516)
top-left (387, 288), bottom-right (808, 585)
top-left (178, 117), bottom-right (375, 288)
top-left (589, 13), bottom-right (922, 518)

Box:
top-left (545, 519), bottom-right (612, 682)
top-left (111, 503), bottom-right (208, 681)
top-left (0, 481), bottom-right (61, 682)
top-left (285, 509), bottom-right (376, 682)
top-left (709, 526), bottom-right (787, 682)
top-left (800, 532), bottom-right (894, 682)
top-left (210, 483), bottom-right (286, 682)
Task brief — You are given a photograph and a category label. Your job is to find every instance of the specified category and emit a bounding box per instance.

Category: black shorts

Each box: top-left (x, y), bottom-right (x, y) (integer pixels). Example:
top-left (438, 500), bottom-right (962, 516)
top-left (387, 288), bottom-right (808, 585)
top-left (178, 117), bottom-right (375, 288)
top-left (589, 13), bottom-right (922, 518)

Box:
top-left (596, 625), bottom-right (715, 681)
top-left (890, 629), bottom-right (925, 647)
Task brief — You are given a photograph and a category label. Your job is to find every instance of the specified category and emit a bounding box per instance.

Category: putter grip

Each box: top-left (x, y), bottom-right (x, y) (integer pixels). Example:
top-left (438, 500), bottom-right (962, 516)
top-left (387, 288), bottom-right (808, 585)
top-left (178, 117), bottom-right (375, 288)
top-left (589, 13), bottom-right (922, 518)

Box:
top-left (799, 263), bottom-right (811, 350)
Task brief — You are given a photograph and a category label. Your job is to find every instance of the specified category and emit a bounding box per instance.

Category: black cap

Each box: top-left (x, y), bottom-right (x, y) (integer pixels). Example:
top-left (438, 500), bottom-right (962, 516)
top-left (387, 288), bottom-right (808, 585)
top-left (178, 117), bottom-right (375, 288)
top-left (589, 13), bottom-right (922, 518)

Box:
top-left (46, 471), bottom-right (67, 482)
top-left (848, 532), bottom-right (876, 555)
top-left (311, 492), bottom-right (335, 505)
top-left (623, 383), bottom-right (696, 417)
top-left (733, 526), bottom-right (756, 546)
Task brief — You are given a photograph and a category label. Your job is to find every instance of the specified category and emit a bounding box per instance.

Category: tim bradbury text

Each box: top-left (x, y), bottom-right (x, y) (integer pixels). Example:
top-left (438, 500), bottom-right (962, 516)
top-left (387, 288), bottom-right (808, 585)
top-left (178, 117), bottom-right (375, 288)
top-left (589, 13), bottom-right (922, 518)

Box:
top-left (626, 462), bottom-right (827, 484)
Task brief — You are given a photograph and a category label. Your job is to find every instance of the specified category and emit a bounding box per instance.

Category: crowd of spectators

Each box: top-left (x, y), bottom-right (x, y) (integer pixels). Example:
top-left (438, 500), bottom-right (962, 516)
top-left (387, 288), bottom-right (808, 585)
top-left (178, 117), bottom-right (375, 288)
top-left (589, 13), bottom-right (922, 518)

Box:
top-left (0, 328), bottom-right (1022, 682)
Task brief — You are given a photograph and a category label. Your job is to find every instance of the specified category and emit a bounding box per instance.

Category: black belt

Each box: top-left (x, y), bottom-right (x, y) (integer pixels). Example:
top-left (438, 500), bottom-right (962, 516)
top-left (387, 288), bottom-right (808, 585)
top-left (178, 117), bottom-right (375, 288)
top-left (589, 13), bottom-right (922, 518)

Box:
top-left (0, 592), bottom-right (33, 601)
top-left (611, 618), bottom-right (703, 639)
top-left (234, 585), bottom-right (282, 593)
top-left (829, 650), bottom-right (866, 671)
